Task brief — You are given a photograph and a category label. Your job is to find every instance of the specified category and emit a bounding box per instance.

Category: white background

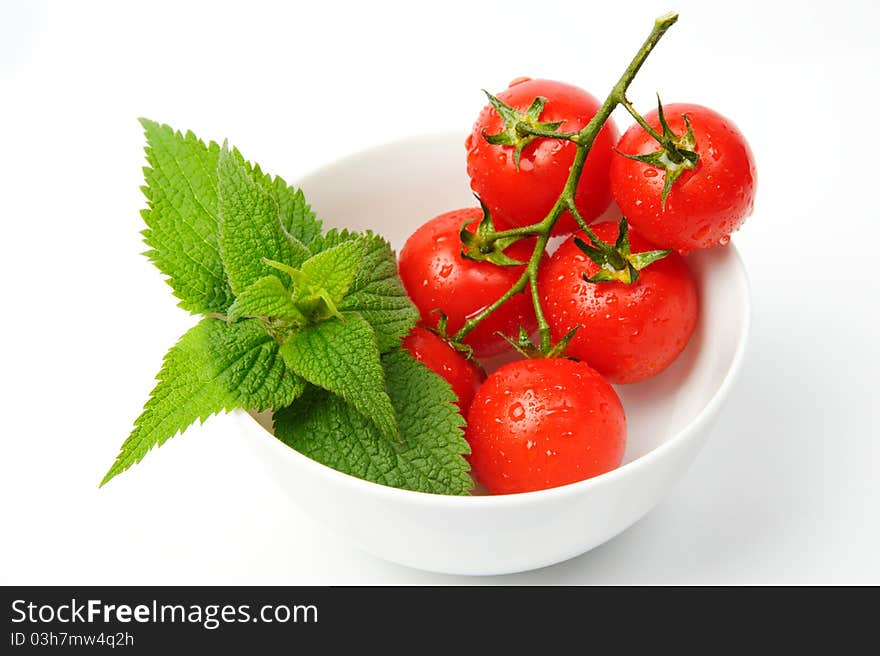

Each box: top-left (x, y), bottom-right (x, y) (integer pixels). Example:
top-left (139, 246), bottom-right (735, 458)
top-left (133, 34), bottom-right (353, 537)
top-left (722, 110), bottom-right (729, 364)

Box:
top-left (1, 0), bottom-right (878, 584)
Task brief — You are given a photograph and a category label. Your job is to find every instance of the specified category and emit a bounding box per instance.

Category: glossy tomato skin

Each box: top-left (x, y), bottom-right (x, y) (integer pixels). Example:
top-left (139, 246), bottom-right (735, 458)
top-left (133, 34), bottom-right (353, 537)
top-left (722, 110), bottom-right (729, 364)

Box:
top-left (401, 327), bottom-right (485, 416)
top-left (466, 78), bottom-right (619, 237)
top-left (540, 222), bottom-right (698, 384)
top-left (465, 358), bottom-right (626, 495)
top-left (398, 207), bottom-right (538, 359)
top-left (610, 103), bottom-right (756, 251)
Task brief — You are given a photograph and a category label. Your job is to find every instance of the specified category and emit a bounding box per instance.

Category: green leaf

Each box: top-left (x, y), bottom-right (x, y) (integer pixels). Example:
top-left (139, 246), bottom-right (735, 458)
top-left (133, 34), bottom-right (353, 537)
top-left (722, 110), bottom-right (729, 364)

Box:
top-left (313, 230), bottom-right (418, 352)
top-left (300, 238), bottom-right (364, 306)
top-left (228, 275), bottom-right (306, 324)
top-left (250, 167), bottom-right (324, 252)
top-left (138, 119), bottom-right (233, 314)
top-left (303, 226), bottom-right (352, 254)
top-left (279, 312), bottom-right (397, 439)
top-left (101, 318), bottom-right (304, 486)
top-left (273, 349), bottom-right (471, 495)
top-left (217, 147), bottom-right (304, 294)
top-left (260, 240), bottom-right (364, 325)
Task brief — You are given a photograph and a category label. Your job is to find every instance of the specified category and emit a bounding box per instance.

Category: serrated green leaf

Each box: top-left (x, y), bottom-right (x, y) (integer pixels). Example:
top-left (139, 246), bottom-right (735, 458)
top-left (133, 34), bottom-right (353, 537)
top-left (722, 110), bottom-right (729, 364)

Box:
top-left (273, 349), bottom-right (471, 495)
top-left (228, 275), bottom-right (306, 324)
top-left (101, 318), bottom-right (304, 486)
top-left (217, 148), bottom-right (303, 294)
top-left (300, 238), bottom-right (364, 306)
top-left (270, 180), bottom-right (324, 251)
top-left (279, 312), bottom-right (397, 439)
top-left (312, 230), bottom-right (418, 352)
top-left (306, 226), bottom-right (357, 254)
top-left (139, 119), bottom-right (233, 314)
top-left (246, 164), bottom-right (324, 253)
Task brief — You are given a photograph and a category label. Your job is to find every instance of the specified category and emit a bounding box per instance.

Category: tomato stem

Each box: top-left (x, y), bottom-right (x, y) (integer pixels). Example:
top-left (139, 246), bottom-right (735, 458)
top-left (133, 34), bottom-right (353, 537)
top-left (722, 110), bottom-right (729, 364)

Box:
top-left (528, 233), bottom-right (553, 352)
top-left (618, 97), bottom-right (671, 150)
top-left (487, 224), bottom-right (545, 240)
top-left (566, 199), bottom-right (602, 246)
top-left (516, 124), bottom-right (580, 141)
top-left (452, 12), bottom-right (679, 352)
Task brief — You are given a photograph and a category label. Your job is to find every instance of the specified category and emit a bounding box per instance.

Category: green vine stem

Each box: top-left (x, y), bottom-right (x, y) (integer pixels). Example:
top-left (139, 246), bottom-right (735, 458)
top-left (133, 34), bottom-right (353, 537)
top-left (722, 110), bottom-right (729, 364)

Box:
top-left (452, 11), bottom-right (680, 353)
top-left (618, 96), bottom-right (669, 151)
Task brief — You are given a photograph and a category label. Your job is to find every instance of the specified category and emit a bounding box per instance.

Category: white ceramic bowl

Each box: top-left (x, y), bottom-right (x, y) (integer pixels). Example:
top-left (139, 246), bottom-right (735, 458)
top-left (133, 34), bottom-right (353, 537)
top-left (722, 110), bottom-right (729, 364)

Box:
top-left (236, 133), bottom-right (751, 576)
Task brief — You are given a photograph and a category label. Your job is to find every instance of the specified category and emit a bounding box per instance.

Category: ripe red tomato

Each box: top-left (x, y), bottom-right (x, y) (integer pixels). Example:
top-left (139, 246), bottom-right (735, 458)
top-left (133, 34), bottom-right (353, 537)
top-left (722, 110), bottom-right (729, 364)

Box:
top-left (398, 207), bottom-right (538, 359)
top-left (540, 222), bottom-right (698, 384)
top-left (401, 327), bottom-right (485, 416)
top-left (466, 78), bottom-right (619, 236)
top-left (465, 358), bottom-right (626, 494)
top-left (610, 103), bottom-right (756, 251)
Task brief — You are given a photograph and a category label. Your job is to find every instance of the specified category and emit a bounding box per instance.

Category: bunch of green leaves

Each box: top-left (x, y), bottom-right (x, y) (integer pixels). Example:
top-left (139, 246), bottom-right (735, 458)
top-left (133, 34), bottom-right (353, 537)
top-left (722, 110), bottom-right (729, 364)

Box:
top-left (101, 120), bottom-right (472, 495)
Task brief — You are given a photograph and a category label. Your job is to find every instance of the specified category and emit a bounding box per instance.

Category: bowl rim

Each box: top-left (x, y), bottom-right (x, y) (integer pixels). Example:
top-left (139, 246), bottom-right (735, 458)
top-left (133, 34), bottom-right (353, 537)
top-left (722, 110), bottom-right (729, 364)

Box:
top-left (242, 132), bottom-right (753, 508)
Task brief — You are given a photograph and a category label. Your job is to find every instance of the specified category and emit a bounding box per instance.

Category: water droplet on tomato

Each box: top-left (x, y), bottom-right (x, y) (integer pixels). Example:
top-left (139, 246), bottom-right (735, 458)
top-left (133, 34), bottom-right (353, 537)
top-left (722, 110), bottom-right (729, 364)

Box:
top-left (719, 235), bottom-right (730, 246)
top-left (644, 168), bottom-right (658, 178)
top-left (692, 225), bottom-right (710, 240)
top-left (439, 263), bottom-right (453, 278)
top-left (508, 402), bottom-right (525, 422)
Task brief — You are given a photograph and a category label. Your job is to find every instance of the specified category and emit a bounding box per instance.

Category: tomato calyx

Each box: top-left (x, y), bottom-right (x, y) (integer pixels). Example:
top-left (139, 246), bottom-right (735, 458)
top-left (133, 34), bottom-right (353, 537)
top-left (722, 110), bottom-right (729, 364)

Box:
top-left (498, 324), bottom-right (580, 360)
top-left (480, 91), bottom-right (577, 169)
top-left (430, 309), bottom-right (479, 361)
top-left (459, 198), bottom-right (527, 267)
top-left (574, 217), bottom-right (671, 284)
top-left (616, 95), bottom-right (699, 209)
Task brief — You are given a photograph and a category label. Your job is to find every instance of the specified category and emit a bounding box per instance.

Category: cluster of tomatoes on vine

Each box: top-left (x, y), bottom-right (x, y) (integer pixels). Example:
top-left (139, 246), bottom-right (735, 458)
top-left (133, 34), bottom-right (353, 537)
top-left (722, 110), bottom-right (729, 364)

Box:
top-left (397, 68), bottom-right (756, 495)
